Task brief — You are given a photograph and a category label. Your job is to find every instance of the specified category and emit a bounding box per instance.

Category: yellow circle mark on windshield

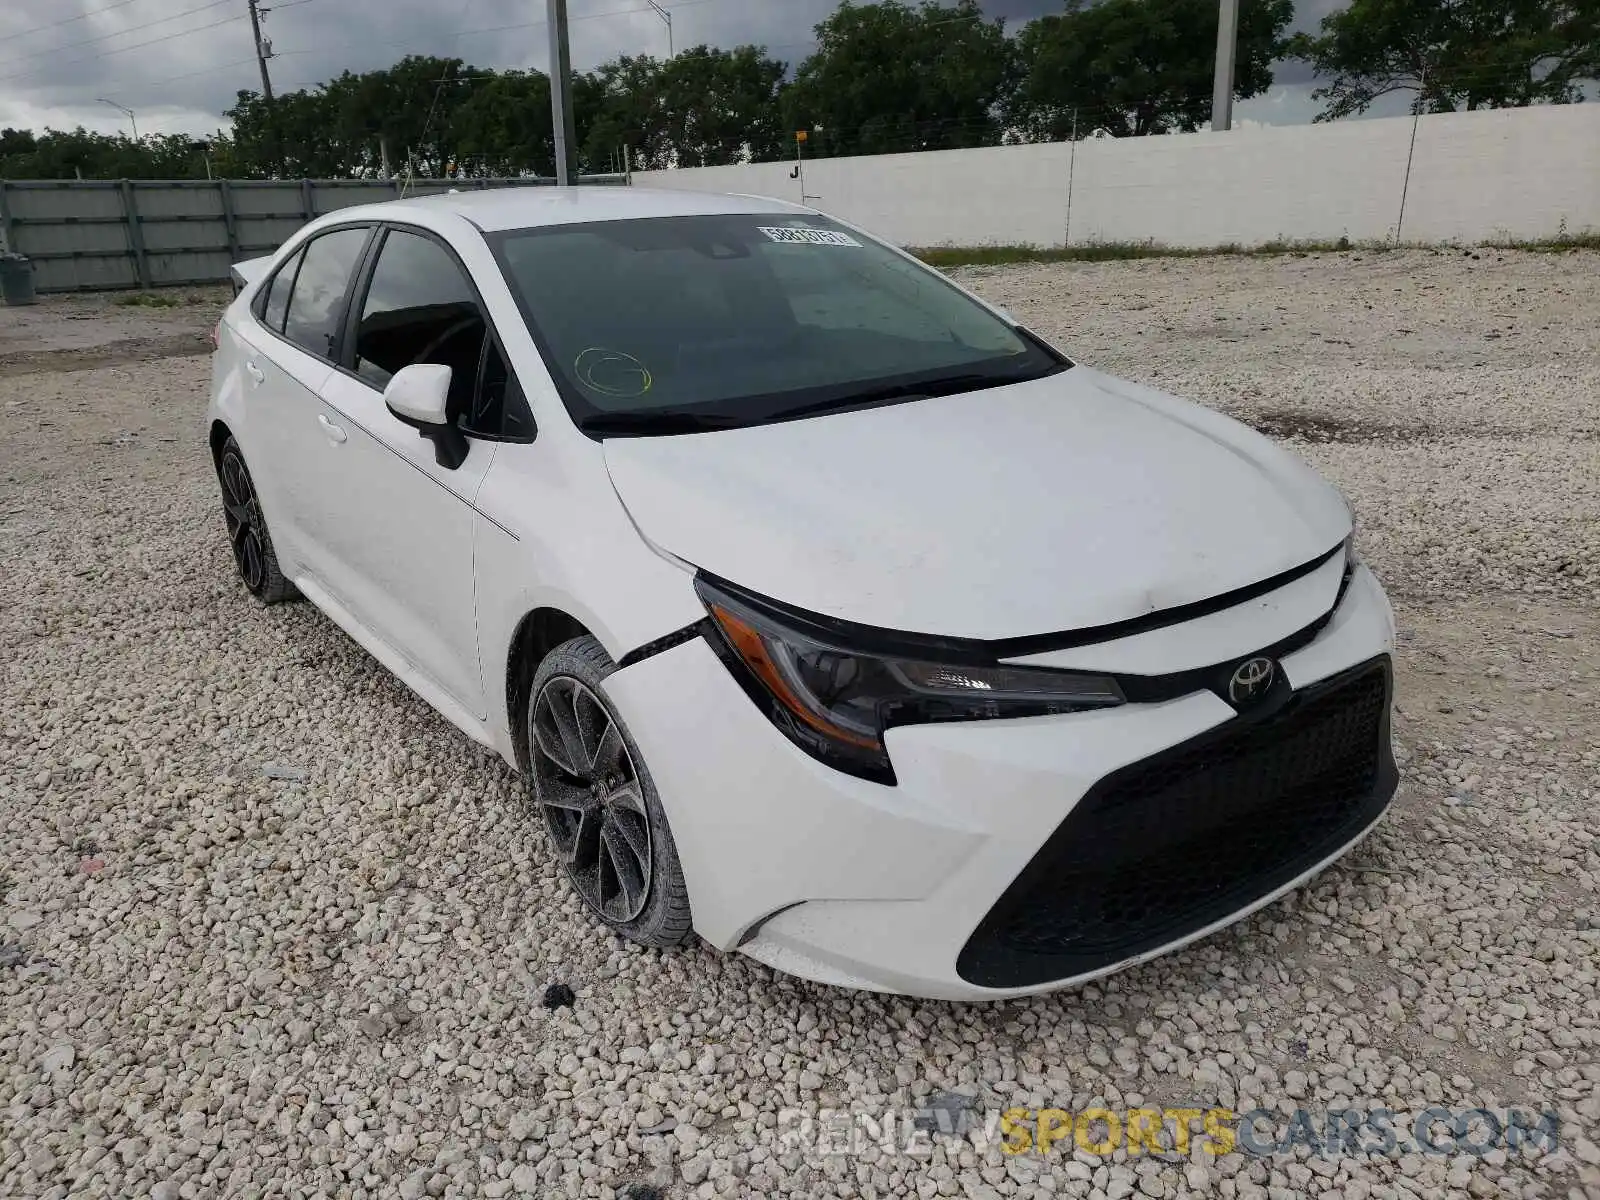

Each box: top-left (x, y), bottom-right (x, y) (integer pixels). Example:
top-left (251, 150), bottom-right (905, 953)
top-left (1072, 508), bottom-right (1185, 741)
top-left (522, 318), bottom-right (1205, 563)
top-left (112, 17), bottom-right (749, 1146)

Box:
top-left (575, 348), bottom-right (653, 397)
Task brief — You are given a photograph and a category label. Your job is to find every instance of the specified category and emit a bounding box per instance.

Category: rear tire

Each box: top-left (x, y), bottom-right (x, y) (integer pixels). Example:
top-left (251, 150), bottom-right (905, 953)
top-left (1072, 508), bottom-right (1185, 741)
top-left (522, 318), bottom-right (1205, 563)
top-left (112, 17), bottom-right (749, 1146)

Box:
top-left (216, 436), bottom-right (297, 604)
top-left (526, 636), bottom-right (693, 948)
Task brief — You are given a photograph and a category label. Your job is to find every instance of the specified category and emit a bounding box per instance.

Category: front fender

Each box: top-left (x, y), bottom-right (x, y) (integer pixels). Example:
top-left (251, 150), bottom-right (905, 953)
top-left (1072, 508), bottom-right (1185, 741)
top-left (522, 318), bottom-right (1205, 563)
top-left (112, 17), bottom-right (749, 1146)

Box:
top-left (473, 434), bottom-right (706, 767)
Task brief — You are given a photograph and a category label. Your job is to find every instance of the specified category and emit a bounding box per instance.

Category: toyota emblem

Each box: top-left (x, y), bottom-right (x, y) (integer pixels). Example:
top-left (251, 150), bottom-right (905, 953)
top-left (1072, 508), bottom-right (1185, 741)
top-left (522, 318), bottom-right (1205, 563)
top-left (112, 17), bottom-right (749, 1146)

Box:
top-left (1227, 656), bottom-right (1277, 706)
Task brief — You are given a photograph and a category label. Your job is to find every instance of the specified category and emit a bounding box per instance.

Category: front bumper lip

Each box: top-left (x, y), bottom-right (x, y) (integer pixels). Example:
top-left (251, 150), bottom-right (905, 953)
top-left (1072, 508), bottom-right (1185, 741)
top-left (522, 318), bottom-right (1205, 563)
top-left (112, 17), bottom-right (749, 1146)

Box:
top-left (603, 564), bottom-right (1398, 1000)
top-left (742, 800), bottom-right (1394, 1001)
top-left (954, 655), bottom-right (1397, 989)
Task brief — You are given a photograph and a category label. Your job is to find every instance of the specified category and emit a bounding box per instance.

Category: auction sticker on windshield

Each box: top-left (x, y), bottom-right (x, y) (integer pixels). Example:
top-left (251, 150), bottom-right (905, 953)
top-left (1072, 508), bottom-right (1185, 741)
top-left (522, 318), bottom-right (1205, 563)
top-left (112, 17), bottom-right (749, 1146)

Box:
top-left (758, 226), bottom-right (863, 247)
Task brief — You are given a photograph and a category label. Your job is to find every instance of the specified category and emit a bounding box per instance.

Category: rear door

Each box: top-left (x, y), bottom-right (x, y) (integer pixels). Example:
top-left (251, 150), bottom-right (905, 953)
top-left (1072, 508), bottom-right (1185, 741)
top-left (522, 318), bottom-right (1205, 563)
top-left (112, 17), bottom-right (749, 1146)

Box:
top-left (229, 241), bottom-right (319, 578)
top-left (246, 225), bottom-right (377, 597)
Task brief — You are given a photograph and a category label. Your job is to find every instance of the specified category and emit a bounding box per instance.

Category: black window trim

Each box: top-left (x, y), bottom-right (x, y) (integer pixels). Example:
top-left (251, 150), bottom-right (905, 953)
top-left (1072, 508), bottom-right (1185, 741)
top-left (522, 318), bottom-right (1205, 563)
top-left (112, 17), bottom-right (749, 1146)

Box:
top-left (339, 220), bottom-right (536, 445)
top-left (250, 221), bottom-right (379, 362)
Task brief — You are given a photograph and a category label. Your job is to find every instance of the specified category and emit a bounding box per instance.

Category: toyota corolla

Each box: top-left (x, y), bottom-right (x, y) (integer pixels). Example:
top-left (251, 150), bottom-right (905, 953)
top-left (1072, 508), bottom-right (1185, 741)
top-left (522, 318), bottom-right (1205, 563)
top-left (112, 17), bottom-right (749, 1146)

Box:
top-left (207, 187), bottom-right (1398, 1000)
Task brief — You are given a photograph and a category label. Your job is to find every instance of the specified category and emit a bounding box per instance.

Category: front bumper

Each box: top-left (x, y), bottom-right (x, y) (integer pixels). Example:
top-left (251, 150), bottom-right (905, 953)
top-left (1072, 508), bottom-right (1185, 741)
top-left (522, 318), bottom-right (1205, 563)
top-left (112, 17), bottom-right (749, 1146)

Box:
top-left (603, 565), bottom-right (1398, 1000)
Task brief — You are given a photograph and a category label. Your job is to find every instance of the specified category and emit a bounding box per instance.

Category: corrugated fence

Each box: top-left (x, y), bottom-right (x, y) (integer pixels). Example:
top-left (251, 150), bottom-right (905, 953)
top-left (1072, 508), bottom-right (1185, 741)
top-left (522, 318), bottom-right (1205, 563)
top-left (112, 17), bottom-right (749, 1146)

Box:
top-left (0, 176), bottom-right (628, 294)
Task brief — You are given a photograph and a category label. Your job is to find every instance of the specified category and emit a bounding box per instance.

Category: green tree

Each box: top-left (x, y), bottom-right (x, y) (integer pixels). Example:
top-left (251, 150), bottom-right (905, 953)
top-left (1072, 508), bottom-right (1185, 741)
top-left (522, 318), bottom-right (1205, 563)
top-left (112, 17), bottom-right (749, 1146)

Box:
top-left (1010, 0), bottom-right (1294, 138)
top-left (139, 133), bottom-right (223, 178)
top-left (3, 129), bottom-right (150, 178)
top-left (1290, 0), bottom-right (1600, 120)
top-left (330, 55), bottom-right (473, 177)
top-left (580, 54), bottom-right (671, 170)
top-left (226, 56), bottom-right (479, 178)
top-left (656, 45), bottom-right (789, 166)
top-left (227, 88), bottom-right (341, 177)
top-left (784, 0), bottom-right (1016, 156)
top-left (0, 127), bottom-right (226, 179)
top-left (0, 127), bottom-right (37, 164)
top-left (447, 69), bottom-right (556, 176)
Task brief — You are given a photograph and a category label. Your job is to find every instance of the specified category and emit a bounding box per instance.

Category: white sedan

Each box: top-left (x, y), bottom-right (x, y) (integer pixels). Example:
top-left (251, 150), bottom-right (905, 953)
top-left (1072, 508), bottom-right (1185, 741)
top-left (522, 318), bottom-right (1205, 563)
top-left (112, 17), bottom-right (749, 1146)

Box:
top-left (208, 187), bottom-right (1398, 1000)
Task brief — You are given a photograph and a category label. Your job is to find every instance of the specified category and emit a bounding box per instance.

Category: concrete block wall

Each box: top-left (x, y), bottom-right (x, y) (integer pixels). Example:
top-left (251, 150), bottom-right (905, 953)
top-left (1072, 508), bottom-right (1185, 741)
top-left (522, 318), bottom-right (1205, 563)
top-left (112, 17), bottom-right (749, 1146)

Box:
top-left (633, 105), bottom-right (1600, 249)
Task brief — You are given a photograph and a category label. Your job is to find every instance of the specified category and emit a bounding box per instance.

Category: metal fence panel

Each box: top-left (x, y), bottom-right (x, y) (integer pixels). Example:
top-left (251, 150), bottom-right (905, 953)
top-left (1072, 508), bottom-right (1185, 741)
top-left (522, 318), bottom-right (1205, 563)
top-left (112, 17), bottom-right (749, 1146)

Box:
top-left (224, 181), bottom-right (313, 261)
top-left (132, 181), bottom-right (232, 287)
top-left (0, 175), bottom-right (630, 292)
top-left (3, 181), bottom-right (136, 291)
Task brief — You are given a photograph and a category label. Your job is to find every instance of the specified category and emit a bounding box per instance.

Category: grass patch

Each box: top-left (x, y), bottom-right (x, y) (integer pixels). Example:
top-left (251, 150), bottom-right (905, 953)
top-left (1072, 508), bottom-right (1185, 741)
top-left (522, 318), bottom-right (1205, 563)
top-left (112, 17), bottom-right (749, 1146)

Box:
top-left (915, 232), bottom-right (1598, 268)
top-left (916, 238), bottom-right (1389, 268)
top-left (113, 289), bottom-right (218, 307)
top-left (1481, 230), bottom-right (1600, 253)
top-left (115, 292), bottom-right (183, 308)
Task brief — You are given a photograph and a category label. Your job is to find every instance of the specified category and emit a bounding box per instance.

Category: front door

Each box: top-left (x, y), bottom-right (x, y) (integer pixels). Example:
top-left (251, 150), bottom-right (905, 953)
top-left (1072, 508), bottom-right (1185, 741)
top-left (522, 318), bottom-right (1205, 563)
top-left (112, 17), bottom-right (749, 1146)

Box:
top-left (314, 370), bottom-right (493, 718)
top-left (304, 225), bottom-right (515, 719)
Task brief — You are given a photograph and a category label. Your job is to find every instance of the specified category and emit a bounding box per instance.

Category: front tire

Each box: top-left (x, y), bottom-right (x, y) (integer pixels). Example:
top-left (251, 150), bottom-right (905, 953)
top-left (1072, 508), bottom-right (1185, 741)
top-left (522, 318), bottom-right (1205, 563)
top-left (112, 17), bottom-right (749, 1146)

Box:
top-left (526, 636), bottom-right (692, 948)
top-left (216, 436), bottom-right (297, 604)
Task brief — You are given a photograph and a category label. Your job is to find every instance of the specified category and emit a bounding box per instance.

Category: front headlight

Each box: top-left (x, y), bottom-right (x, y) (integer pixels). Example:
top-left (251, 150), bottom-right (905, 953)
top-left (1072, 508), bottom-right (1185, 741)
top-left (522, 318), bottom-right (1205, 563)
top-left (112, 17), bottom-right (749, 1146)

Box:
top-left (1337, 489), bottom-right (1360, 562)
top-left (696, 578), bottom-right (1124, 783)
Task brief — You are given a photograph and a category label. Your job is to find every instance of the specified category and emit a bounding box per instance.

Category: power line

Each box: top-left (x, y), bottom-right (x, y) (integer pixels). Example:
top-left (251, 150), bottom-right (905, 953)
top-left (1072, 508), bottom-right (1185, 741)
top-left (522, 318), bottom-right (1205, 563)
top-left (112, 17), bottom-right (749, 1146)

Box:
top-left (272, 0), bottom-right (726, 65)
top-left (0, 0), bottom-right (152, 46)
top-left (152, 54), bottom-right (261, 88)
top-left (0, 12), bottom-right (245, 85)
top-left (1, 0), bottom-right (748, 109)
top-left (0, 0), bottom-right (236, 71)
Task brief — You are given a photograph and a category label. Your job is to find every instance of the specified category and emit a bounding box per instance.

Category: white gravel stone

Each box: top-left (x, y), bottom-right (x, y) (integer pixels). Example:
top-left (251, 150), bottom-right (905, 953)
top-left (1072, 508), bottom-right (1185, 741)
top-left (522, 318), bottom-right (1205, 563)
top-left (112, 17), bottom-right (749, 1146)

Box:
top-left (3, 256), bottom-right (1597, 1199)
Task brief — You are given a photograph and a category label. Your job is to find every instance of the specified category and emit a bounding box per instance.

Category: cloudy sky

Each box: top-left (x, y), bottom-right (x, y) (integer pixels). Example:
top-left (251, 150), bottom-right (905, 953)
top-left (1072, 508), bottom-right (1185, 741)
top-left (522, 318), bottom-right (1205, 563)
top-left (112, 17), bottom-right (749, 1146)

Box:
top-left (0, 0), bottom-right (1404, 141)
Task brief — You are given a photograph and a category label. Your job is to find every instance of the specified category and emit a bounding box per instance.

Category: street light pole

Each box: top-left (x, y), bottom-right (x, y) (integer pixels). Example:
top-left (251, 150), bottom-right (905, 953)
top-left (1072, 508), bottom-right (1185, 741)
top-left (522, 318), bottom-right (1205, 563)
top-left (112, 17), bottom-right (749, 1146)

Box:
top-left (646, 0), bottom-right (673, 58)
top-left (98, 98), bottom-right (138, 140)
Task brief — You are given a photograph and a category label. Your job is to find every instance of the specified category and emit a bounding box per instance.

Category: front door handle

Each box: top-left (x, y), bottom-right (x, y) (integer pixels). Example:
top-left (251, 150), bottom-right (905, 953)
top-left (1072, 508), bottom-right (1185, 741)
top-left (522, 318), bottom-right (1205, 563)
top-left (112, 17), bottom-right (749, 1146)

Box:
top-left (245, 360), bottom-right (265, 385)
top-left (317, 413), bottom-right (348, 445)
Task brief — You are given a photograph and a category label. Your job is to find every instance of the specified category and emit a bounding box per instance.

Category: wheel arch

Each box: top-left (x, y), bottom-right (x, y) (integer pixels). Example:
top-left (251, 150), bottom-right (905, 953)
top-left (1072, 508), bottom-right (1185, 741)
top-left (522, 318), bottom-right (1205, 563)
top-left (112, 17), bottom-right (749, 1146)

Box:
top-left (208, 418), bottom-right (233, 466)
top-left (505, 607), bottom-right (596, 773)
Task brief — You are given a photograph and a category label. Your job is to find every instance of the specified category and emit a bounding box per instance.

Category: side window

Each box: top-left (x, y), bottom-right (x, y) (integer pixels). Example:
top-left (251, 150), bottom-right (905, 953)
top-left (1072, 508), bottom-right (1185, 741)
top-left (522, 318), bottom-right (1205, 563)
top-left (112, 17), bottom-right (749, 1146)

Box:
top-left (355, 229), bottom-right (488, 425)
top-left (471, 338), bottom-right (536, 440)
top-left (255, 248), bottom-right (302, 334)
top-left (283, 227), bottom-right (370, 361)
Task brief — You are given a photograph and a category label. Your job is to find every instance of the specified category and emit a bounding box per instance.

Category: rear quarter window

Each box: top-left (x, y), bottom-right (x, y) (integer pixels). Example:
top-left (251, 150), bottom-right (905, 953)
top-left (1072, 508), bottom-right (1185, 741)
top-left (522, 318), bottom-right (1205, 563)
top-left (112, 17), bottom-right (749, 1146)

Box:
top-left (255, 249), bottom-right (302, 334)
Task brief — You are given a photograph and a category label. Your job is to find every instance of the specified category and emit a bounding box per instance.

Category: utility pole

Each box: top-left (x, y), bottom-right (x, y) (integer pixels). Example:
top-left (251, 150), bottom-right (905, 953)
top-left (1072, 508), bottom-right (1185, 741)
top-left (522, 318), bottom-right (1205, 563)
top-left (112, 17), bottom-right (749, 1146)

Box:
top-left (646, 0), bottom-right (673, 58)
top-left (247, 0), bottom-right (275, 101)
top-left (247, 0), bottom-right (279, 175)
top-left (1211, 0), bottom-right (1239, 131)
top-left (547, 0), bottom-right (577, 185)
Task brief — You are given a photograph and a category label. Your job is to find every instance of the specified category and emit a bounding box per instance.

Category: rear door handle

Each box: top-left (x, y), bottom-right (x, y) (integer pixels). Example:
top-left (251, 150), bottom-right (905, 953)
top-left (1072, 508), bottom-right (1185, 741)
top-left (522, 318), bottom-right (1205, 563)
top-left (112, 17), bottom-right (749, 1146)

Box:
top-left (245, 360), bottom-right (265, 385)
top-left (317, 414), bottom-right (348, 445)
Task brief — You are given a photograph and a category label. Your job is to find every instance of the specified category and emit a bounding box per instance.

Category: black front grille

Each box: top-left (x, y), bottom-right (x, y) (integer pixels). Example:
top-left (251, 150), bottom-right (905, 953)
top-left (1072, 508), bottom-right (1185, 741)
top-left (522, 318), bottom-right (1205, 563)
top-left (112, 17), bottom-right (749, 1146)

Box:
top-left (957, 657), bottom-right (1397, 989)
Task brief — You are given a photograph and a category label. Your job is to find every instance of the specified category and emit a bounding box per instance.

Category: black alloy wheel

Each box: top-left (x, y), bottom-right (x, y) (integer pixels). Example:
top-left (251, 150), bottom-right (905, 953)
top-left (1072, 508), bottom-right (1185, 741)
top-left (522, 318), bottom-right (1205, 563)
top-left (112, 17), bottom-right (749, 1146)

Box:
top-left (532, 675), bottom-right (655, 923)
top-left (216, 436), bottom-right (295, 603)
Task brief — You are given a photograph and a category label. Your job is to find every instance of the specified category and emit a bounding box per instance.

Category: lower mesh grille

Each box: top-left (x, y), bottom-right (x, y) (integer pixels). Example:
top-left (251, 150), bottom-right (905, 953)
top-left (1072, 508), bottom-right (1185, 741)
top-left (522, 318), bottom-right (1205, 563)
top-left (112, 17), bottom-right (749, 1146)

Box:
top-left (957, 657), bottom-right (1396, 989)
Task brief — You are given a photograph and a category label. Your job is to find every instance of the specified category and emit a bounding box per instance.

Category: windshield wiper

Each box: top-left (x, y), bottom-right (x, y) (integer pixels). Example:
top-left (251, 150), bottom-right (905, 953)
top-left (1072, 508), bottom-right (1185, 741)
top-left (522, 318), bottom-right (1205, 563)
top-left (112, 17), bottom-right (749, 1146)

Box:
top-left (767, 363), bottom-right (1067, 423)
top-left (579, 409), bottom-right (749, 436)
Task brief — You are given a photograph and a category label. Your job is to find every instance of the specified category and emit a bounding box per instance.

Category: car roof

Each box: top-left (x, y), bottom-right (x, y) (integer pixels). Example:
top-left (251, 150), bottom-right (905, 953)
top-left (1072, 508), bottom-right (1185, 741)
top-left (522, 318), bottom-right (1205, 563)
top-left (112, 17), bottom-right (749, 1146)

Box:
top-left (352, 185), bottom-right (810, 233)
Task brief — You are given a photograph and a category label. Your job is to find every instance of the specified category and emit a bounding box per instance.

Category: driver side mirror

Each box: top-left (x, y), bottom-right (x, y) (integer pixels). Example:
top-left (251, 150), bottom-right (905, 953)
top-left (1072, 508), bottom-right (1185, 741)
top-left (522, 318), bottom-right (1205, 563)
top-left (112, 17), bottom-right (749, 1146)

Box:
top-left (384, 364), bottom-right (467, 470)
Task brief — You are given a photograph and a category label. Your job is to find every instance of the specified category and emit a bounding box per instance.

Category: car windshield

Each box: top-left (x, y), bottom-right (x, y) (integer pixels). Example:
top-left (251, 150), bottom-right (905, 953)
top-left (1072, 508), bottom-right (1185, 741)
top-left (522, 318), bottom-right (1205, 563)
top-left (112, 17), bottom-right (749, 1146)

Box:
top-left (489, 213), bottom-right (1067, 435)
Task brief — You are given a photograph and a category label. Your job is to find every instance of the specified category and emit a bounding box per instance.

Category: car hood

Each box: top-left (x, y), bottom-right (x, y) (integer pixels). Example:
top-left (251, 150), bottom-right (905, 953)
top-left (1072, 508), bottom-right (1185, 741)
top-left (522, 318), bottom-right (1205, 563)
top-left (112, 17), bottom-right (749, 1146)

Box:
top-left (602, 366), bottom-right (1351, 641)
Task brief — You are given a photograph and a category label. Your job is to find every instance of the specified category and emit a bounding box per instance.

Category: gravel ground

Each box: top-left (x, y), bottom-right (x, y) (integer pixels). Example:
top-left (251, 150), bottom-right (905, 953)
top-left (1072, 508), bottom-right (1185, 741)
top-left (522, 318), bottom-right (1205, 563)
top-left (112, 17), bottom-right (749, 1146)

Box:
top-left (2, 253), bottom-right (1598, 1200)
